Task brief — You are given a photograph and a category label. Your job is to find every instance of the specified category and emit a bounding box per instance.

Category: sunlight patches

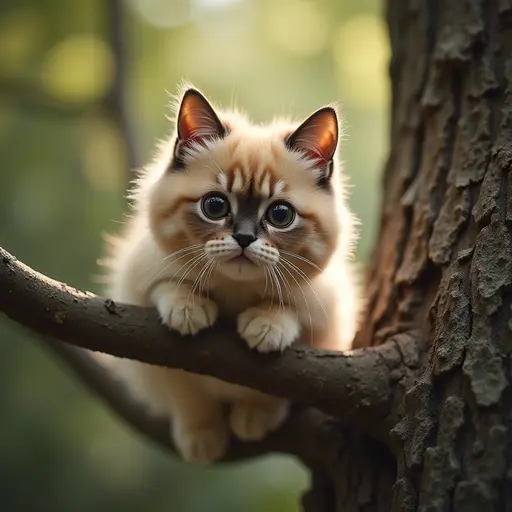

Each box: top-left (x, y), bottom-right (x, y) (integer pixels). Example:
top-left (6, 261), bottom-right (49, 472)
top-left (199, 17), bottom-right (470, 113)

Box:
top-left (79, 118), bottom-right (125, 192)
top-left (333, 15), bottom-right (390, 109)
top-left (128, 0), bottom-right (192, 28)
top-left (264, 0), bottom-right (328, 57)
top-left (41, 34), bottom-right (113, 103)
top-left (129, 0), bottom-right (245, 29)
top-left (171, 26), bottom-right (256, 87)
top-left (194, 0), bottom-right (244, 9)
top-left (0, 8), bottom-right (42, 76)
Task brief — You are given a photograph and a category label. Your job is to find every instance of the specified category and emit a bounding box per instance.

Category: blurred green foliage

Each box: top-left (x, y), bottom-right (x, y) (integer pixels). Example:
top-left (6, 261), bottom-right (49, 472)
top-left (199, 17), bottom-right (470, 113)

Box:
top-left (0, 0), bottom-right (388, 510)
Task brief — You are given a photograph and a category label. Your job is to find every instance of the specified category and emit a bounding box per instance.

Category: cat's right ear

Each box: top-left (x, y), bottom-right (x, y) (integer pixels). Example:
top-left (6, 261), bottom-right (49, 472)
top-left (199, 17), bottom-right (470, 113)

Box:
top-left (171, 89), bottom-right (226, 170)
top-left (286, 107), bottom-right (338, 165)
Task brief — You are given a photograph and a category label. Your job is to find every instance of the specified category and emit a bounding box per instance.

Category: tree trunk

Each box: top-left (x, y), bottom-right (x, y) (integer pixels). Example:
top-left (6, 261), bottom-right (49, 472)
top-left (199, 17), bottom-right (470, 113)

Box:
top-left (316, 0), bottom-right (512, 510)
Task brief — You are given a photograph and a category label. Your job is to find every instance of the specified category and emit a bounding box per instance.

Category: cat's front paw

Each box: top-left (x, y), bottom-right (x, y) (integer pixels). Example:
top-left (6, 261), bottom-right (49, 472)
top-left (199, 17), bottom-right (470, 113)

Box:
top-left (158, 294), bottom-right (218, 335)
top-left (172, 421), bottom-right (228, 464)
top-left (237, 307), bottom-right (300, 353)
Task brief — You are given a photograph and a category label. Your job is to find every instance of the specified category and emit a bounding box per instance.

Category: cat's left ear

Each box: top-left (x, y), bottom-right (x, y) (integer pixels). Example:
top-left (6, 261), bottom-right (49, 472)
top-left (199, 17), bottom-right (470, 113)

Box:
top-left (171, 89), bottom-right (227, 170)
top-left (286, 107), bottom-right (338, 166)
top-left (177, 89), bottom-right (226, 143)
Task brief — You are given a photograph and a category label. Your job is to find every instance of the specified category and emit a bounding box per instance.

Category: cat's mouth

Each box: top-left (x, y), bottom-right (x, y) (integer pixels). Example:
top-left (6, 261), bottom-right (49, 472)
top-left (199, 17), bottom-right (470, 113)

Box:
top-left (229, 254), bottom-right (255, 266)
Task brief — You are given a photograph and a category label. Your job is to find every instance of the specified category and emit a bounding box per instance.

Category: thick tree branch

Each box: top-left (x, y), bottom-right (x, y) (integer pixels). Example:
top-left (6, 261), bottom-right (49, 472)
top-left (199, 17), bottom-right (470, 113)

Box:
top-left (43, 339), bottom-right (342, 467)
top-left (0, 246), bottom-right (420, 447)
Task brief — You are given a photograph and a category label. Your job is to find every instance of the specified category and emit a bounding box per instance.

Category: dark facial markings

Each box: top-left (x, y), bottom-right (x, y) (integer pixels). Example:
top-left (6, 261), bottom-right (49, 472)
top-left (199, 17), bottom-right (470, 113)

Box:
top-left (316, 161), bottom-right (334, 191)
top-left (189, 189), bottom-right (302, 243)
top-left (232, 194), bottom-right (261, 242)
top-left (169, 138), bottom-right (186, 170)
top-left (281, 133), bottom-right (335, 192)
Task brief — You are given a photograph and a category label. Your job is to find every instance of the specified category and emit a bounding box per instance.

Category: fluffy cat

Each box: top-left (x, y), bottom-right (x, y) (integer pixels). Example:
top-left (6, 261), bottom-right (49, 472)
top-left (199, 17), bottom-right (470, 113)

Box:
top-left (101, 86), bottom-right (360, 464)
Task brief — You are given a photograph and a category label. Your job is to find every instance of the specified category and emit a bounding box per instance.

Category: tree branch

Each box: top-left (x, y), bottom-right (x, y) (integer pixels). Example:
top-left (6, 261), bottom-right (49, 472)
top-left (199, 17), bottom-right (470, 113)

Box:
top-left (43, 338), bottom-right (342, 467)
top-left (0, 246), bottom-right (419, 448)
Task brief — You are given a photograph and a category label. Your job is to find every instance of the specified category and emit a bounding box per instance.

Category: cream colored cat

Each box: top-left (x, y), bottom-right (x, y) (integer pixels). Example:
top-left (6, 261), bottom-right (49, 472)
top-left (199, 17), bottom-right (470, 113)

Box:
top-left (102, 85), bottom-right (360, 464)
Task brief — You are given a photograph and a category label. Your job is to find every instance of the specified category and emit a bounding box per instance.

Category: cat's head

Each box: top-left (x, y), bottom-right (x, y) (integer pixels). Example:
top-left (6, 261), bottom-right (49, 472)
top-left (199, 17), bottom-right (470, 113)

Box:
top-left (144, 86), bottom-right (352, 283)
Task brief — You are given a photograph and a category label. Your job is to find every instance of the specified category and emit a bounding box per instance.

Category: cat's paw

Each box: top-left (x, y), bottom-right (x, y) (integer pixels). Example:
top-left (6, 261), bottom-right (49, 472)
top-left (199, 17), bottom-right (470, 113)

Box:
top-left (158, 295), bottom-right (218, 336)
top-left (230, 400), bottom-right (289, 441)
top-left (172, 421), bottom-right (229, 465)
top-left (237, 307), bottom-right (300, 353)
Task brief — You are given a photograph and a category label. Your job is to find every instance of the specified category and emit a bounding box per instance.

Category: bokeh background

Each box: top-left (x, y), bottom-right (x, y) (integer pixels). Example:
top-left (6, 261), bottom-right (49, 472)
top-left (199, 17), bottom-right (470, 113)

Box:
top-left (0, 0), bottom-right (389, 510)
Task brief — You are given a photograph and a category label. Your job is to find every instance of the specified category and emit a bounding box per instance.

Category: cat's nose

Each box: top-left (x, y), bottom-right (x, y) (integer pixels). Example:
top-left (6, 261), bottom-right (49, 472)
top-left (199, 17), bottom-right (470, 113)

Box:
top-left (232, 233), bottom-right (256, 248)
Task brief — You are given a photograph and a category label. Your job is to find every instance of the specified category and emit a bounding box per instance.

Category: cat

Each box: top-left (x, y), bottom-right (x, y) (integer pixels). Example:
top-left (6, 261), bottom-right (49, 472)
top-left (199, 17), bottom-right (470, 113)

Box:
top-left (101, 85), bottom-right (360, 464)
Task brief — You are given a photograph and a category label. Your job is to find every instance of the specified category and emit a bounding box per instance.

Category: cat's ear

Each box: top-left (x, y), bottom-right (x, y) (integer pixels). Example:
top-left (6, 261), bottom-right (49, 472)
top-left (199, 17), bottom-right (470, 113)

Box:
top-left (286, 107), bottom-right (338, 165)
top-left (177, 89), bottom-right (226, 143)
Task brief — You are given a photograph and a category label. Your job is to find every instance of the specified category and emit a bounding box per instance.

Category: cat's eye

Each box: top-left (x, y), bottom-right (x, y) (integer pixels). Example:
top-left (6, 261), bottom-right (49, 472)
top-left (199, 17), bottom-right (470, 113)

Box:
top-left (201, 194), bottom-right (230, 220)
top-left (265, 202), bottom-right (295, 228)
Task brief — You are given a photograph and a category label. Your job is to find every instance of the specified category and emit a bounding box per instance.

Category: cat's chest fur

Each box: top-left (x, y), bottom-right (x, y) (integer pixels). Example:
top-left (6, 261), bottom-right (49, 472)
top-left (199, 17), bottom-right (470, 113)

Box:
top-left (207, 280), bottom-right (265, 317)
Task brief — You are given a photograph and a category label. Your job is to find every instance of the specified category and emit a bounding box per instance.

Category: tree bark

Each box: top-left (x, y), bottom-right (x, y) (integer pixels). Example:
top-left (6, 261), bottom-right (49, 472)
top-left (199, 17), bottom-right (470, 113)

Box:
top-left (352, 0), bottom-right (512, 510)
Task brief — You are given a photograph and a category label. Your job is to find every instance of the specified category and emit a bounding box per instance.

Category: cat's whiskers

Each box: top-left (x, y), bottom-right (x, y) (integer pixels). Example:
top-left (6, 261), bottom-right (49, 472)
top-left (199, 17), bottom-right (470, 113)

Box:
top-left (196, 265), bottom-right (209, 301)
top-left (268, 267), bottom-right (284, 317)
top-left (279, 250), bottom-right (322, 272)
top-left (273, 264), bottom-right (300, 329)
top-left (280, 257), bottom-right (327, 319)
top-left (270, 268), bottom-right (282, 312)
top-left (188, 260), bottom-right (208, 303)
top-left (185, 257), bottom-right (214, 305)
top-left (202, 259), bottom-right (218, 300)
top-left (139, 246), bottom-right (204, 298)
top-left (261, 266), bottom-right (269, 299)
top-left (189, 257), bottom-right (216, 305)
top-left (263, 267), bottom-right (275, 310)
top-left (138, 244), bottom-right (204, 279)
top-left (274, 264), bottom-right (295, 309)
top-left (278, 260), bottom-right (313, 345)
top-left (175, 253), bottom-right (209, 293)
top-left (154, 251), bottom-right (208, 300)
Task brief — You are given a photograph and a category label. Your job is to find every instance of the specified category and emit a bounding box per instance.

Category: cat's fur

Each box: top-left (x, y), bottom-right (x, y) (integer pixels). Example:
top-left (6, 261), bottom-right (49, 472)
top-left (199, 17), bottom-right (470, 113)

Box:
top-left (101, 85), bottom-right (360, 464)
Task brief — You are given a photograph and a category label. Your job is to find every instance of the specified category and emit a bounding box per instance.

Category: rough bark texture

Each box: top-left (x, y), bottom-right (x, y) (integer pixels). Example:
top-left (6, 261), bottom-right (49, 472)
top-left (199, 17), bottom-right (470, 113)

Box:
top-left (351, 0), bottom-right (512, 510)
top-left (2, 0), bottom-right (512, 510)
